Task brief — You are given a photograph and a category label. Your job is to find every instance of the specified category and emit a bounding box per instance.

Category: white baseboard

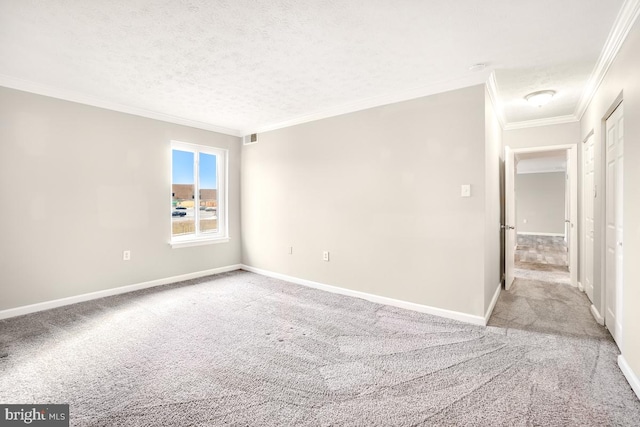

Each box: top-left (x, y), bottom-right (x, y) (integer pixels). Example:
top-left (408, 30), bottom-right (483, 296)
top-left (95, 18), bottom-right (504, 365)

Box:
top-left (0, 264), bottom-right (242, 320)
top-left (618, 355), bottom-right (640, 401)
top-left (585, 283), bottom-right (594, 301)
top-left (517, 232), bottom-right (565, 237)
top-left (240, 264), bottom-right (486, 326)
top-left (484, 282), bottom-right (502, 324)
top-left (590, 304), bottom-right (605, 325)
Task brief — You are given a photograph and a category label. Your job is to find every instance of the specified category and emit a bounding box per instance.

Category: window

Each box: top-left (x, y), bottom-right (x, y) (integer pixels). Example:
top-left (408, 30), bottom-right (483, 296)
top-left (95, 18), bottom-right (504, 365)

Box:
top-left (170, 141), bottom-right (228, 248)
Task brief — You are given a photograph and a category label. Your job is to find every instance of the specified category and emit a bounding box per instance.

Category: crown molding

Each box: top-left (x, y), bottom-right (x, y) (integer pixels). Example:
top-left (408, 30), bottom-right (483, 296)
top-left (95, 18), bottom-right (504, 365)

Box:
top-left (243, 70), bottom-right (491, 135)
top-left (0, 74), bottom-right (243, 137)
top-left (574, 0), bottom-right (640, 120)
top-left (485, 72), bottom-right (506, 129)
top-left (504, 114), bottom-right (578, 131)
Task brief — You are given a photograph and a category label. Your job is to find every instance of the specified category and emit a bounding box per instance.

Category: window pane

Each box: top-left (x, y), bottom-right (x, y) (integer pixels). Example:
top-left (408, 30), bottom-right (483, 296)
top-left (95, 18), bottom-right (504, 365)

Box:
top-left (172, 149), bottom-right (195, 238)
top-left (199, 152), bottom-right (218, 234)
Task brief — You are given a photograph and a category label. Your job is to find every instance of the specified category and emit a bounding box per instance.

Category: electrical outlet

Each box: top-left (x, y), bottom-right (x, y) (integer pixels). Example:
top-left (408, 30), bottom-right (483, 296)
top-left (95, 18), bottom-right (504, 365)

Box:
top-left (123, 250), bottom-right (131, 261)
top-left (323, 251), bottom-right (330, 262)
top-left (461, 184), bottom-right (471, 197)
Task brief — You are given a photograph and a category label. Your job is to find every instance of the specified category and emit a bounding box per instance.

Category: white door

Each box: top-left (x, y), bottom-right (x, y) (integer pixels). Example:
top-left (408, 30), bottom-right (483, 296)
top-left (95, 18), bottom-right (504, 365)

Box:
top-left (605, 103), bottom-right (624, 347)
top-left (583, 134), bottom-right (595, 301)
top-left (567, 146), bottom-right (578, 287)
top-left (505, 147), bottom-right (516, 290)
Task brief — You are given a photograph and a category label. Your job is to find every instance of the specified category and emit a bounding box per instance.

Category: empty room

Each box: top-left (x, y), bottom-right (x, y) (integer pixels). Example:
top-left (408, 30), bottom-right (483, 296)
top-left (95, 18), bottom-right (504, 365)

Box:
top-left (1, 1), bottom-right (640, 425)
top-left (515, 150), bottom-right (572, 284)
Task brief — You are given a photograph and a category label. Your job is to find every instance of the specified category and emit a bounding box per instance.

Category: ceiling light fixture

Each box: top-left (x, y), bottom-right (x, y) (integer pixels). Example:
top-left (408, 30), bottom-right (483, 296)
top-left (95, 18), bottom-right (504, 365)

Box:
top-left (525, 90), bottom-right (556, 107)
top-left (468, 63), bottom-right (486, 72)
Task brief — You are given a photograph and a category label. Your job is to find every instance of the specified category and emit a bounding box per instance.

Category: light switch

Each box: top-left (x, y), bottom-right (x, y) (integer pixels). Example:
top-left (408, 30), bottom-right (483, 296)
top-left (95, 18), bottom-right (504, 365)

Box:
top-left (461, 185), bottom-right (471, 197)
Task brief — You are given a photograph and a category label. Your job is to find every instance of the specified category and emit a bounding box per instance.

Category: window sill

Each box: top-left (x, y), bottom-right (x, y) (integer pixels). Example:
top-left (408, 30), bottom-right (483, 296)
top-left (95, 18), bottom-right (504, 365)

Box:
top-left (170, 237), bottom-right (229, 249)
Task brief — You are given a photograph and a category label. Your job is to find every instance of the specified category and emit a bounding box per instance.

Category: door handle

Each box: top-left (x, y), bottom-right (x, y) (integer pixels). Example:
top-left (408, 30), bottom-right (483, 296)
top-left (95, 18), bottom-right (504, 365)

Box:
top-left (501, 225), bottom-right (515, 230)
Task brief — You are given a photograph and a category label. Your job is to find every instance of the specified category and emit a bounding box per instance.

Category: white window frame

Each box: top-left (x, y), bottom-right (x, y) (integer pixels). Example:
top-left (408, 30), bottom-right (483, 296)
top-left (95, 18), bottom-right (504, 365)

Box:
top-left (170, 140), bottom-right (229, 248)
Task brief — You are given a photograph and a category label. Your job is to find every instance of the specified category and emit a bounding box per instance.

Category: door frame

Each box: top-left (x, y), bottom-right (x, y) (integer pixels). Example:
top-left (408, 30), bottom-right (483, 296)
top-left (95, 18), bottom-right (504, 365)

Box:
top-left (581, 129), bottom-right (595, 301)
top-left (505, 144), bottom-right (579, 288)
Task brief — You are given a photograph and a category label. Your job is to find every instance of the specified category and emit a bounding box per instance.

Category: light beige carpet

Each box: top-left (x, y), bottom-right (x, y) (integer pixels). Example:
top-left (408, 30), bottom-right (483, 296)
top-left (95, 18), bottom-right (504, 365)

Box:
top-left (1, 271), bottom-right (638, 426)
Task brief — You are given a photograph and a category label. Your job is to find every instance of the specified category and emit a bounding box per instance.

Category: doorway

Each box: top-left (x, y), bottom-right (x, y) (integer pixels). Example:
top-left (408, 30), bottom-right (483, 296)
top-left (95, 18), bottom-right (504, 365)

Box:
top-left (504, 145), bottom-right (578, 290)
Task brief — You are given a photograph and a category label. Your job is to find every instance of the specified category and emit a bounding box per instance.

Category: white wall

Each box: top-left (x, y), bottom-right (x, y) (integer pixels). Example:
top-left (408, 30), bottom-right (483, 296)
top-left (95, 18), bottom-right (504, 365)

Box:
top-left (515, 172), bottom-right (566, 235)
top-left (0, 87), bottom-right (242, 310)
top-left (580, 15), bottom-right (640, 381)
top-left (242, 85), bottom-right (493, 317)
top-left (503, 122), bottom-right (580, 150)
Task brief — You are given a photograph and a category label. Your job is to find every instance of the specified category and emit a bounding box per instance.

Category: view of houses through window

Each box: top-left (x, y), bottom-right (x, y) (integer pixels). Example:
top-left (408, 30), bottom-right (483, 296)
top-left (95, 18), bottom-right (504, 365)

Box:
top-left (171, 146), bottom-right (219, 240)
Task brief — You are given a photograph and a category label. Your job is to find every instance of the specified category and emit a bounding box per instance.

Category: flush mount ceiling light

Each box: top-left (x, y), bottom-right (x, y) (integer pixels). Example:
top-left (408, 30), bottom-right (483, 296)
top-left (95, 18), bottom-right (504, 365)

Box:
top-left (525, 90), bottom-right (556, 107)
top-left (468, 63), bottom-right (486, 72)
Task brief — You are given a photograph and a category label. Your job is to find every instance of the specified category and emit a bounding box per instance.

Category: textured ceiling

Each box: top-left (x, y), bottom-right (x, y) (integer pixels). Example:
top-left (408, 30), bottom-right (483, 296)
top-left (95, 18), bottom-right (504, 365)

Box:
top-left (0, 0), bottom-right (627, 135)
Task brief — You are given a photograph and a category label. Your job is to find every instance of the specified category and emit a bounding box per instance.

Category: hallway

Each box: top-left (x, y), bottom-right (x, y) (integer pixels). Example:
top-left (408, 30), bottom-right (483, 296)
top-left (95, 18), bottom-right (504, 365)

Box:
top-left (493, 234), bottom-right (594, 337)
top-left (488, 277), bottom-right (606, 338)
top-left (486, 241), bottom-right (640, 424)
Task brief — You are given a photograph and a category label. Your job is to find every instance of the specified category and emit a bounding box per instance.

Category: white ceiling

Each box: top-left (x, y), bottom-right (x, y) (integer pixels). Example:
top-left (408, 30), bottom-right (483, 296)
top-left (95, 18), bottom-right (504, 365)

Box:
top-left (0, 0), bottom-right (633, 136)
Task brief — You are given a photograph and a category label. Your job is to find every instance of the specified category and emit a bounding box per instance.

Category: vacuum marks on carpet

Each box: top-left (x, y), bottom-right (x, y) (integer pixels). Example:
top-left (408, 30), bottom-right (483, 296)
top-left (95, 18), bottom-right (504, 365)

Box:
top-left (1, 271), bottom-right (638, 426)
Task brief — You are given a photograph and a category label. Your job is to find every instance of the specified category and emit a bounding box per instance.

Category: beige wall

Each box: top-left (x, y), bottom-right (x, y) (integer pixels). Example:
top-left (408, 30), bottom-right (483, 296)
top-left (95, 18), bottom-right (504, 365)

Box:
top-left (503, 122), bottom-right (580, 150)
top-left (0, 87), bottom-right (242, 310)
top-left (515, 172), bottom-right (566, 235)
top-left (484, 88), bottom-right (503, 312)
top-left (242, 85), bottom-right (493, 317)
top-left (580, 17), bottom-right (640, 378)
